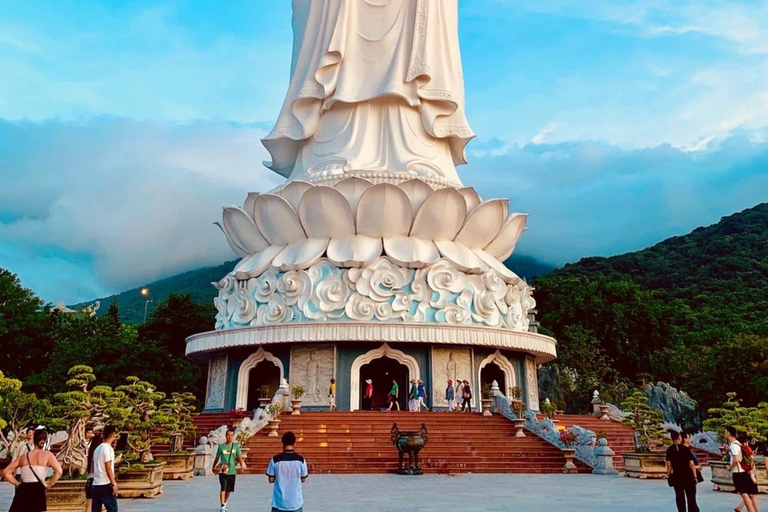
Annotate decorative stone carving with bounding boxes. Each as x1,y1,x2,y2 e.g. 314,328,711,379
290,345,335,406
525,357,540,411
205,355,227,410
214,257,538,333
432,348,471,408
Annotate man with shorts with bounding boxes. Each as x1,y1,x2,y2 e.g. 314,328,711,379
212,428,246,512
726,426,758,512
267,431,308,512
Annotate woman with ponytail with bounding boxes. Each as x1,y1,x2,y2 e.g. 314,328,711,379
2,429,63,512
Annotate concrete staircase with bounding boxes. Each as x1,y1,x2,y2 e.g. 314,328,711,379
237,411,591,475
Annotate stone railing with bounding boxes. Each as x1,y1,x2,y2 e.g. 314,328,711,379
493,395,598,468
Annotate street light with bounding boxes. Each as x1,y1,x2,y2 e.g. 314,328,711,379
140,287,153,322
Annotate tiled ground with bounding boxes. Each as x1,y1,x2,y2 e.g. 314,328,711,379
0,468,759,511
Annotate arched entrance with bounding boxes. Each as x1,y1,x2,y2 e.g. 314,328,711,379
236,347,284,410
246,361,280,410
349,343,420,411
477,350,516,398
359,356,408,411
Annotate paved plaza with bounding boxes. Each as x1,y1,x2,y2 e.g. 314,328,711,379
1,468,760,512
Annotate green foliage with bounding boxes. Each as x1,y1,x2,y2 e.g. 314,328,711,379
115,376,169,463
540,400,557,419
0,372,51,456
161,392,197,447
481,383,492,399
267,403,283,418
621,391,667,452
291,385,306,400
703,393,768,442
508,386,522,401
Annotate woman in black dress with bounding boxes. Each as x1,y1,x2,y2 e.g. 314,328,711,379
3,429,63,512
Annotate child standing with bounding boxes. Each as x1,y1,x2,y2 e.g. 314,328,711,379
446,380,455,412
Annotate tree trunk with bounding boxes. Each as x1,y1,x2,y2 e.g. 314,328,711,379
57,418,87,476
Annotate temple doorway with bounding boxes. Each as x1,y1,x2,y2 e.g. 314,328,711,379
480,361,506,396
246,361,280,411
359,356,408,411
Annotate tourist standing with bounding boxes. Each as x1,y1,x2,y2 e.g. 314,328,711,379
328,378,337,412
461,380,472,412
10,428,35,468
446,380,455,411
665,431,699,512
364,379,374,410
266,431,308,512
84,432,103,512
90,425,119,512
3,429,62,512
734,435,762,512
455,380,463,411
416,380,429,412
726,427,759,512
408,379,418,412
387,379,400,411
212,427,246,512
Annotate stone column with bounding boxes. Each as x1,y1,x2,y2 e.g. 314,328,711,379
593,438,619,475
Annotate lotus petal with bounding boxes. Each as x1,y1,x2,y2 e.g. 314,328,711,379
279,180,313,212
333,177,373,215
357,184,412,237
454,199,508,248
253,194,307,245
399,179,434,220
233,245,285,280
434,241,488,274
243,192,260,220
411,188,466,241
473,249,521,285
223,206,270,254
327,235,383,267
298,186,355,239
383,236,440,268
484,213,529,260
272,238,329,271
214,221,248,258
458,187,482,213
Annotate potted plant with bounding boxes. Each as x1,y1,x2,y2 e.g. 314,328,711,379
704,393,767,492
228,408,248,428
113,376,168,498
480,383,493,416
266,403,283,437
541,398,557,420
620,390,668,479
154,392,197,480
290,385,306,416
235,430,253,459
559,427,579,473
258,385,272,409
511,400,527,437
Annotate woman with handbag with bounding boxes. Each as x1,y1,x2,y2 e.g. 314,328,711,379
3,429,63,512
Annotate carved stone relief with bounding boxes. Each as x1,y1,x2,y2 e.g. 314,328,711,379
525,357,540,411
289,345,335,406
431,348,471,407
205,355,228,410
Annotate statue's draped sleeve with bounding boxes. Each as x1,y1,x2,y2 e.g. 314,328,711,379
263,0,474,178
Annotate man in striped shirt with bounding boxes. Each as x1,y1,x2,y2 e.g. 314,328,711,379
266,431,308,512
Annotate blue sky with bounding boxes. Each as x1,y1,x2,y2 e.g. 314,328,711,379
1,0,768,303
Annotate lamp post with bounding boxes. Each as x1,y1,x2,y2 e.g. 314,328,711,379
141,287,153,322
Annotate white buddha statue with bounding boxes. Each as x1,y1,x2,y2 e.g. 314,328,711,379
262,0,475,185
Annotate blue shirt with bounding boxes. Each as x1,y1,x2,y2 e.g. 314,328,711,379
417,383,426,397
266,450,308,511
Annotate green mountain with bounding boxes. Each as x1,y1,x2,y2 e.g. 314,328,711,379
76,254,555,325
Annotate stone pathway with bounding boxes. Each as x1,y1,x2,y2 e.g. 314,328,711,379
0,469,758,511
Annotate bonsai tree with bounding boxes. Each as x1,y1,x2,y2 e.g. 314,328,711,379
704,392,768,443
161,392,197,452
541,399,557,419
50,366,125,477
259,385,271,399
0,371,51,460
291,385,306,400
508,386,522,402
620,390,667,452
267,403,284,418
116,376,170,463
481,383,492,399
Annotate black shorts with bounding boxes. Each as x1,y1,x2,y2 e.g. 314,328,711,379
219,474,236,493
733,471,758,495
85,477,94,499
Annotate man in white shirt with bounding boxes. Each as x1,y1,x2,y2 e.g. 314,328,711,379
725,426,757,512
91,425,119,512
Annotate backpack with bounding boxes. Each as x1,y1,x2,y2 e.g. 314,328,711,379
740,443,755,472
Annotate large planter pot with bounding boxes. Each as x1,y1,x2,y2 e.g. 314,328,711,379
116,462,166,498
481,398,493,417
512,418,526,438
598,404,610,420
562,448,577,473
291,399,303,415
154,452,195,480
47,479,87,512
622,452,667,479
267,419,281,437
711,460,768,493
258,397,272,409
